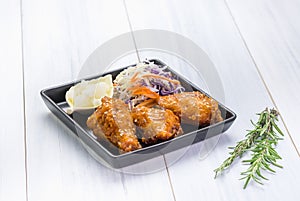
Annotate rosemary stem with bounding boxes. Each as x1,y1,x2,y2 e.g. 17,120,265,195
214,108,284,189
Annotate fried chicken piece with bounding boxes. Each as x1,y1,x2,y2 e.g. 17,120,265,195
87,97,141,152
131,106,183,144
157,91,223,126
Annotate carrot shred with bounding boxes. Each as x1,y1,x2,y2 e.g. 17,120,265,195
130,72,139,83
131,86,159,99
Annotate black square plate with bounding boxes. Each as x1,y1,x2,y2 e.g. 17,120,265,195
41,59,236,168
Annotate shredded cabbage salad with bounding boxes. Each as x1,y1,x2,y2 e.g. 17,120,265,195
113,61,184,105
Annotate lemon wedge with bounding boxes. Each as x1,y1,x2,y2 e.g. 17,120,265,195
65,74,113,114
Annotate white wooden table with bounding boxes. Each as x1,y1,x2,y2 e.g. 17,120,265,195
1,0,299,201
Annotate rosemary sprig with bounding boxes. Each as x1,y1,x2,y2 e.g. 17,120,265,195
214,108,284,189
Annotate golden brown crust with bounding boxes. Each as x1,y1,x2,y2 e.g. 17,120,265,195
131,106,183,144
86,97,141,152
158,91,223,126
86,91,223,152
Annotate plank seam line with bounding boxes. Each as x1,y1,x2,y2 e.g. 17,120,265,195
19,0,29,200
122,2,178,199
163,155,177,201
223,0,300,157
123,0,141,62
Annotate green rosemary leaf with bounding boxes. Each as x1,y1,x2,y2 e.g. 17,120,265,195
271,161,283,169
242,159,254,163
262,162,276,173
239,175,250,180
256,169,268,180
252,176,264,185
243,176,251,189
272,122,284,136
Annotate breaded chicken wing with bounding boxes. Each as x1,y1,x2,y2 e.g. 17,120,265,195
157,91,223,126
131,106,183,144
86,97,141,152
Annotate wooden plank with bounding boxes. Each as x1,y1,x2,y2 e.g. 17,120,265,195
125,0,300,200
0,1,27,201
22,0,173,200
226,0,300,153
